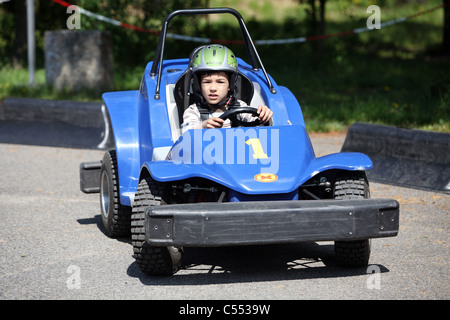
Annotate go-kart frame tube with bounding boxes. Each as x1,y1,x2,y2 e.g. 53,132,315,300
150,7,276,100
145,198,399,246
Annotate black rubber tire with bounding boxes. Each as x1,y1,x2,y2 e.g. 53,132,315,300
131,177,183,276
99,150,132,237
333,171,371,267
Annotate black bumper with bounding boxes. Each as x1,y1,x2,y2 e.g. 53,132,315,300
79,161,102,193
145,198,399,246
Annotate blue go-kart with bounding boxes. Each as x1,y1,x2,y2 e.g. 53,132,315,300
80,8,399,275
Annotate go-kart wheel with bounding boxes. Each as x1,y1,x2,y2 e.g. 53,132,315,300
131,177,183,276
100,150,131,237
333,171,371,267
219,107,262,127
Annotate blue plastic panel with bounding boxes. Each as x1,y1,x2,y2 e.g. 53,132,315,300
146,125,372,195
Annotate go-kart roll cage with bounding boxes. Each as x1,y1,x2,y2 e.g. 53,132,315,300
150,7,276,100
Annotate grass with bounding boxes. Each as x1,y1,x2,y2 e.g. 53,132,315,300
267,50,450,132
0,65,144,102
0,0,449,132
0,68,104,102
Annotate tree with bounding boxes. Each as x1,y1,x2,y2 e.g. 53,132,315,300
10,0,26,68
444,0,450,54
299,0,327,61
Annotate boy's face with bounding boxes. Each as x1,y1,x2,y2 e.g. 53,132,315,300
200,72,230,105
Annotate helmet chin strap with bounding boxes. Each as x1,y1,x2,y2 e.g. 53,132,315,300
215,96,233,108
221,73,239,108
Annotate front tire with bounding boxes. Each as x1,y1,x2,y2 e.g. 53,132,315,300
333,171,371,267
99,150,131,237
131,177,183,276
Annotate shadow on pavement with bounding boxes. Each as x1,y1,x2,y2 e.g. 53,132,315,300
126,242,390,285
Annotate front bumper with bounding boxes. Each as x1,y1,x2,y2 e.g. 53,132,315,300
145,199,399,246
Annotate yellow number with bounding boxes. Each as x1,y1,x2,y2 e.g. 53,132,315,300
246,138,268,159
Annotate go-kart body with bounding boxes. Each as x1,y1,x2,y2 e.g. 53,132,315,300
80,8,399,275
102,57,373,205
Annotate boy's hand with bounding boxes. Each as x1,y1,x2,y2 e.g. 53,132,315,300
257,105,273,123
202,117,224,129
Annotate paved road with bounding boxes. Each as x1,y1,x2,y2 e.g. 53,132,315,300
0,122,448,301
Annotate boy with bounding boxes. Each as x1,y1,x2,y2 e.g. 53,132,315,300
181,45,273,133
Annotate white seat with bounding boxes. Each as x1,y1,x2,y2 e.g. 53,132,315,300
166,84,182,143
250,82,265,108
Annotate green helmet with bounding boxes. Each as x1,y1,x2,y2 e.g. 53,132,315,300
192,45,238,74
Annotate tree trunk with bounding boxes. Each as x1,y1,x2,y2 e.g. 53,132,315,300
11,0,27,68
444,0,450,54
317,0,326,59
308,0,326,63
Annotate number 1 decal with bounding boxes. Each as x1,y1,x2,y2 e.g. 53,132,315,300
246,138,268,159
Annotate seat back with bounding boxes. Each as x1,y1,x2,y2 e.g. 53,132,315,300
166,83,181,143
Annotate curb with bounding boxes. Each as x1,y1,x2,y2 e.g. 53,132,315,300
341,122,450,193
0,97,113,149
0,97,103,127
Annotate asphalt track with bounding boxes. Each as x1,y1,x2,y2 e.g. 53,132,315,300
0,119,448,301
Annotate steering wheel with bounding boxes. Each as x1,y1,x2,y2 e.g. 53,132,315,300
218,107,262,127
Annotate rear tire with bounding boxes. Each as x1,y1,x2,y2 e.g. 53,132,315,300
131,177,183,275
333,171,371,267
99,150,131,237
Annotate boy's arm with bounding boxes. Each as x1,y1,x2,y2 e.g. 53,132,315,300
181,105,203,133
238,100,273,123
236,100,256,122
